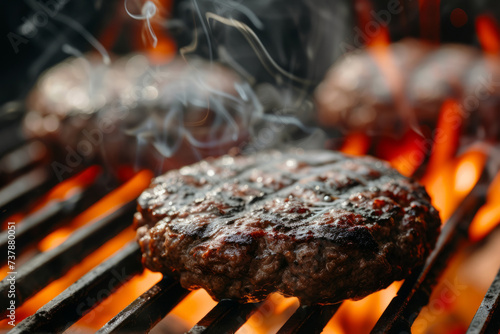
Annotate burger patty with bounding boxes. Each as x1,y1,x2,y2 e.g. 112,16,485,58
135,149,441,305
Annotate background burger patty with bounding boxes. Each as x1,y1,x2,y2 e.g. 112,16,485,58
135,150,441,305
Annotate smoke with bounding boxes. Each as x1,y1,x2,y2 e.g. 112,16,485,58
124,0,159,47
171,0,355,89
118,0,338,165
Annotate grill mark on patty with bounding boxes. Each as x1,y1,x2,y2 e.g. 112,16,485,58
135,149,441,304
139,151,413,229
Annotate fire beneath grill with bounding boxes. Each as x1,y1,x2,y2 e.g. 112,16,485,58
1,2,500,333
0,112,499,333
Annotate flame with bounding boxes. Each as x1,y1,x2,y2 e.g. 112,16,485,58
0,170,153,329
422,150,486,222
42,165,102,203
0,228,136,327
354,0,390,47
323,281,402,334
0,166,101,280
425,100,463,174
340,132,371,156
163,289,218,329
71,269,162,331
419,100,485,222
469,171,500,241
39,170,153,251
1,166,100,230
237,294,300,334
411,232,499,334
367,26,390,48
476,15,500,54
377,130,427,176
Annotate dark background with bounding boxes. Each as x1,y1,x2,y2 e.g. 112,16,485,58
1,0,500,107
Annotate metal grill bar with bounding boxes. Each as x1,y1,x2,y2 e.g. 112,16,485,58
188,300,261,334
467,267,500,334
0,183,107,256
371,181,487,334
0,141,48,181
9,242,143,334
0,153,497,333
97,277,189,333
276,304,342,334
0,167,52,219
0,201,136,314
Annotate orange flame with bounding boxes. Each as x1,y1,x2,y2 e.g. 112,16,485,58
1,166,101,230
469,171,500,241
377,130,427,176
0,170,153,329
340,132,371,156
39,170,153,251
423,149,486,222
323,281,402,334
71,269,162,331
354,0,390,48
164,289,218,330
425,99,463,174
237,294,300,334
476,15,500,54
0,228,136,328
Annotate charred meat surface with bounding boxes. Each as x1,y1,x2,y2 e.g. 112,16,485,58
135,149,441,305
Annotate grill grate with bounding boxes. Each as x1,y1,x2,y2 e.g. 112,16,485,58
467,268,500,334
9,242,142,334
1,140,499,334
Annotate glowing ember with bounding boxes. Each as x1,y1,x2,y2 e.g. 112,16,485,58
354,0,390,47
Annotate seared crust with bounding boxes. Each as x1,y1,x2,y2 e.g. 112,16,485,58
135,149,441,304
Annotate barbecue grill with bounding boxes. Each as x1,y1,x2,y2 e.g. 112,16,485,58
1,0,500,333
0,111,499,333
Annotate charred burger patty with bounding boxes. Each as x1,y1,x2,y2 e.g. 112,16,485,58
135,150,441,305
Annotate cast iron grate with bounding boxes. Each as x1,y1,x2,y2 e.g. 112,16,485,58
1,139,499,334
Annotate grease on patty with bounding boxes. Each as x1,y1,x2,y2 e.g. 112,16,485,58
134,150,441,305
